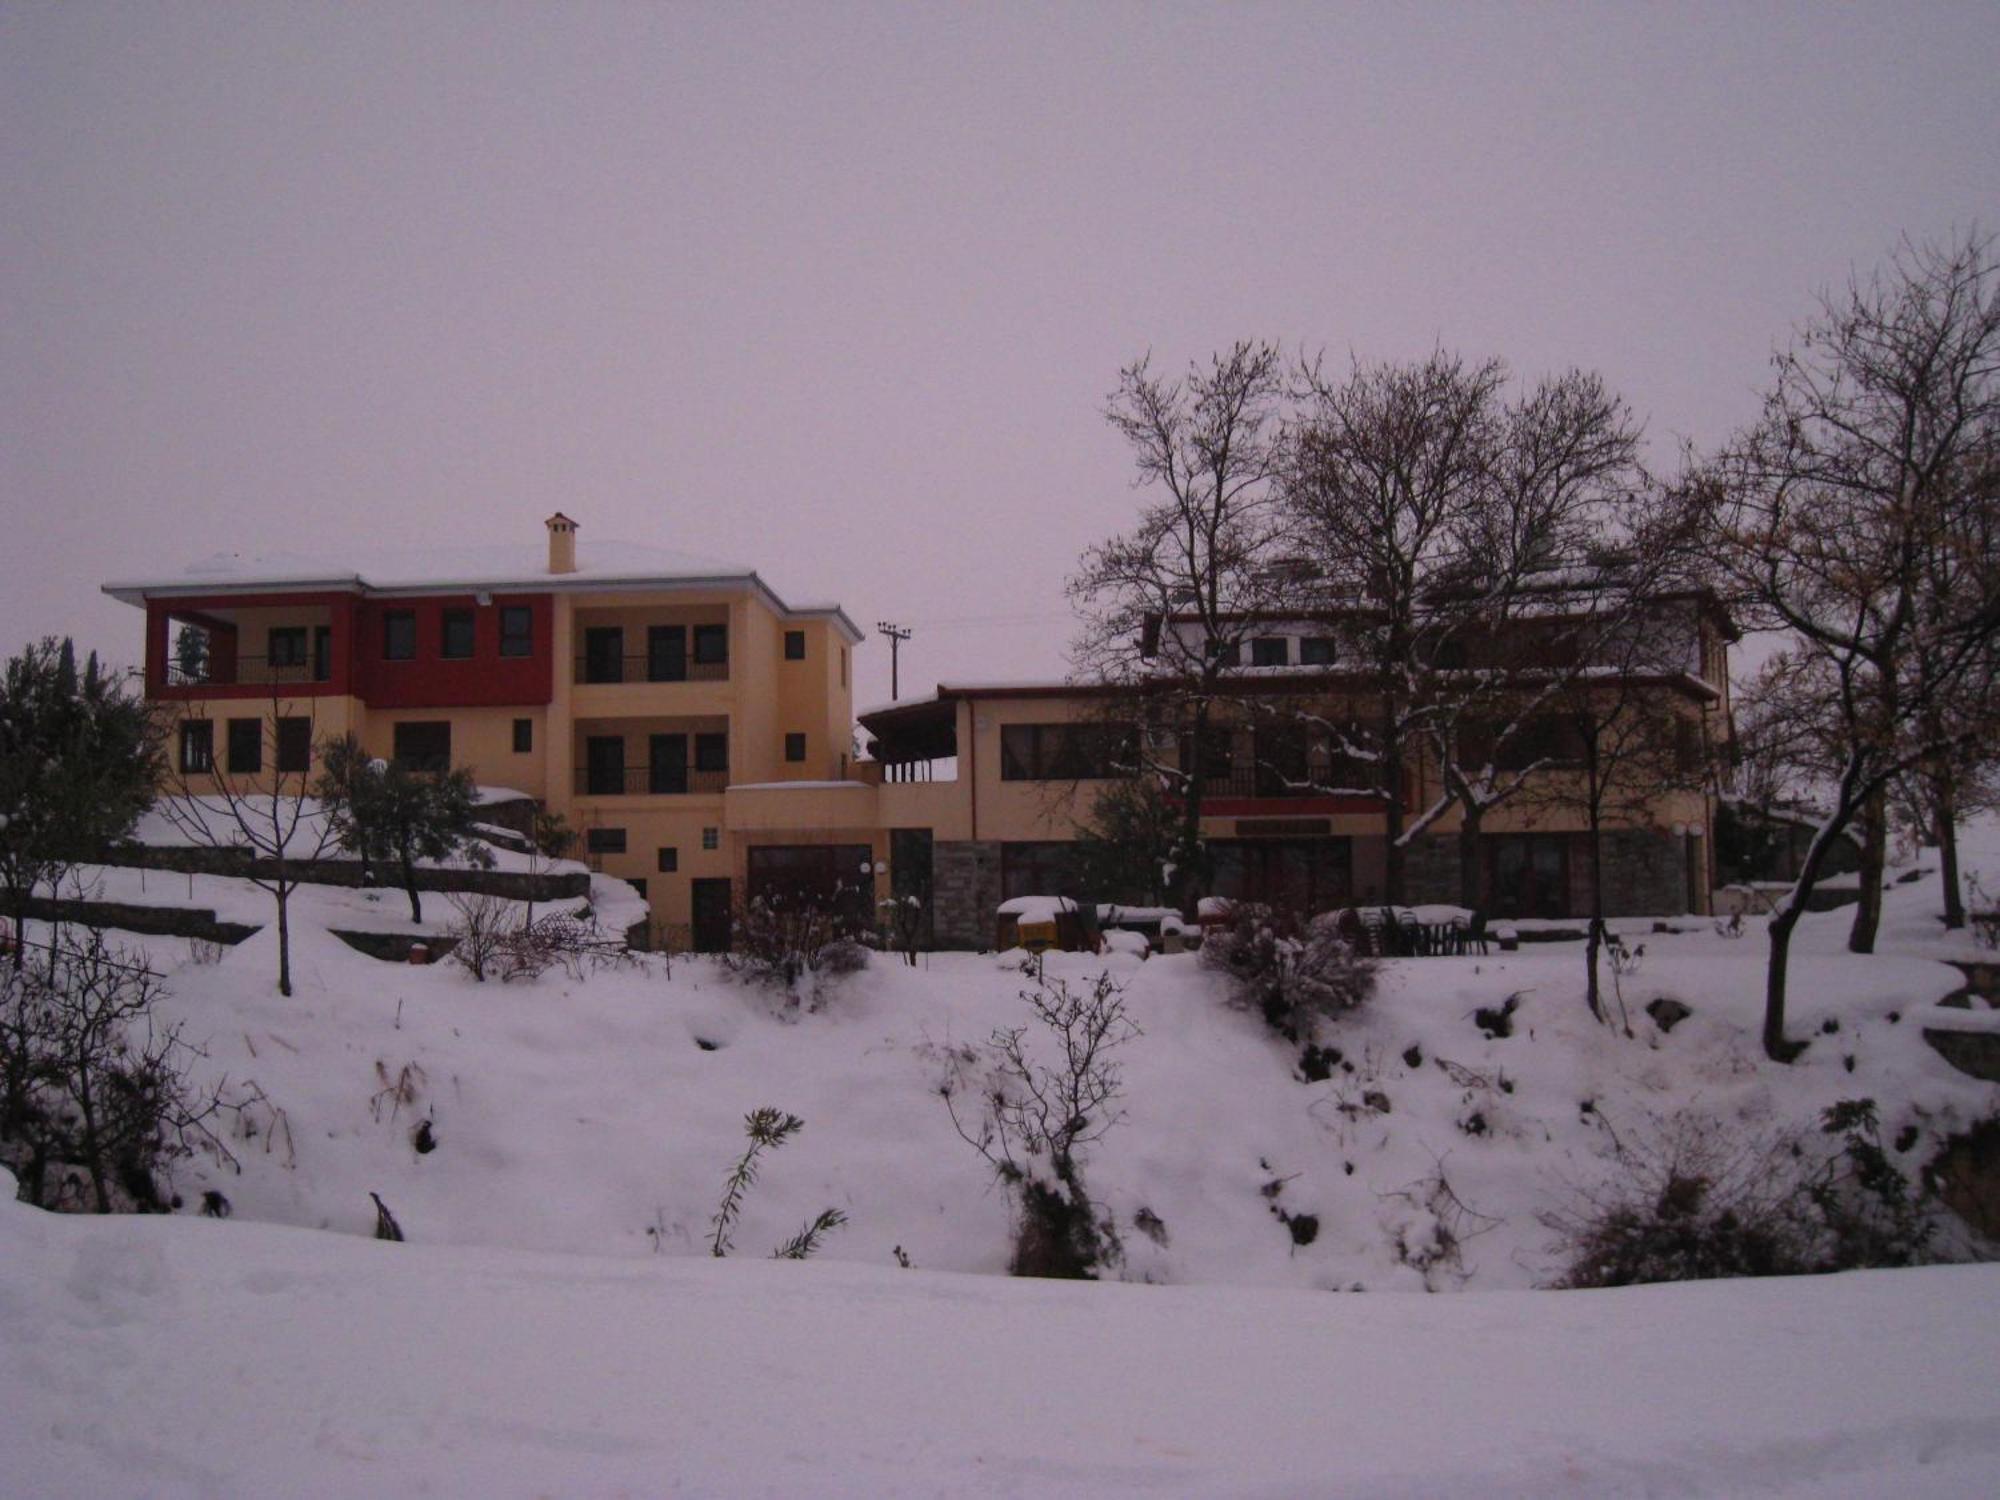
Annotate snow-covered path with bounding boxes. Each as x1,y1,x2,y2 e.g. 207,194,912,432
3,1188,1995,1497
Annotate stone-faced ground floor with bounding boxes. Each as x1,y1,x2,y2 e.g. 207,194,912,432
926,827,1703,950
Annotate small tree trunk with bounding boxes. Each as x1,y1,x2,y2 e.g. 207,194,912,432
1456,806,1482,910
1381,705,1406,905
1934,772,1965,930
1764,899,1805,1061
401,842,423,925
276,881,293,998
1847,790,1886,954
1584,751,1606,1022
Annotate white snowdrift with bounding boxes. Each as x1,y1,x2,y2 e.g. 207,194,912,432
2,1180,1995,1498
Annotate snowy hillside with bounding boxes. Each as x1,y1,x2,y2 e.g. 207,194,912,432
13,825,1989,1293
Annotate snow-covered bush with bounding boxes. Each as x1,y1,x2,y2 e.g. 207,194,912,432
1201,904,1376,1041
1546,1102,1945,1288
941,971,1138,1279
725,895,869,1010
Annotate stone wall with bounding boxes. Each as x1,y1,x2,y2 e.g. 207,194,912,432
1596,829,1688,917
933,840,1003,949
18,895,258,946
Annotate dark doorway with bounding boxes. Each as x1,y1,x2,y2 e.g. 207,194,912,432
584,735,626,795
647,625,687,682
890,827,935,947
1208,838,1352,913
649,733,688,794
583,627,625,684
692,878,733,953
1488,835,1571,919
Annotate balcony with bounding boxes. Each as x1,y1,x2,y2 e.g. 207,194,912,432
574,766,729,798
572,653,729,686
167,654,330,689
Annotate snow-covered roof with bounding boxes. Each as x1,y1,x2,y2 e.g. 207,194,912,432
102,540,864,641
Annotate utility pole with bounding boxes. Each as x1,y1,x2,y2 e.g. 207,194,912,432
876,620,912,700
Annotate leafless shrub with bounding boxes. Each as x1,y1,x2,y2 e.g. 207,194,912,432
1382,1160,1502,1291
0,927,234,1212
370,1060,427,1125
941,971,1138,1278
725,895,871,1011
444,890,518,982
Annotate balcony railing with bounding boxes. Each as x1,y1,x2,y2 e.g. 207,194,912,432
1209,766,1381,800
574,766,729,797
573,654,729,686
165,654,329,688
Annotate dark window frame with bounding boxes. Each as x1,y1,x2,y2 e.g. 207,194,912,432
701,826,719,851
585,827,627,855
647,624,687,683
499,606,533,658
512,718,533,753
179,719,213,774
692,623,728,666
694,732,728,774
267,627,307,669
999,722,1134,781
1299,636,1337,666
227,717,262,775
784,732,807,763
392,720,452,773
441,608,476,660
1250,637,1288,667
276,717,312,775
657,846,678,873
383,611,417,662
784,629,806,661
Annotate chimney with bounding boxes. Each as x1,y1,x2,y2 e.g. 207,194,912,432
545,512,578,575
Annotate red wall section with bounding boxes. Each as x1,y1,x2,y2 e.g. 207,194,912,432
352,594,553,708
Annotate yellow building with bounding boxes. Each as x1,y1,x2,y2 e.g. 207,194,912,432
109,518,1733,950
107,515,868,950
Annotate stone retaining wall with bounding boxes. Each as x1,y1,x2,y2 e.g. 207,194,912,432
933,840,1003,949
19,895,258,946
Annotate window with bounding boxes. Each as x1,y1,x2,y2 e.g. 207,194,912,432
628,877,647,902
1210,639,1241,667
694,732,728,774
1299,636,1337,666
840,647,847,687
784,630,806,661
179,720,213,774
392,721,451,772
499,606,533,658
583,627,624,684
512,718,532,753
585,827,627,855
647,625,686,682
785,732,806,762
692,623,728,667
1001,842,1077,902
701,826,719,851
312,626,332,682
383,611,416,661
227,718,262,774
1251,637,1287,667
267,627,307,670
999,723,1133,781
277,717,311,774
657,846,678,873
441,609,475,659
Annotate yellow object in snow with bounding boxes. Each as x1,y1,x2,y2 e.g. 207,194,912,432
1016,919,1059,952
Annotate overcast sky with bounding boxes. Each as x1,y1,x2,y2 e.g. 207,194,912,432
4,2,1996,708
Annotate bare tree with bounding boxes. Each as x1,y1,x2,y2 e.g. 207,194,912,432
1286,354,1651,905
1707,230,2000,1060
159,693,338,997
1069,342,1288,912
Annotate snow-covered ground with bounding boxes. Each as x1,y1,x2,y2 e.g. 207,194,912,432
4,1176,1995,1497
3,820,1997,1492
